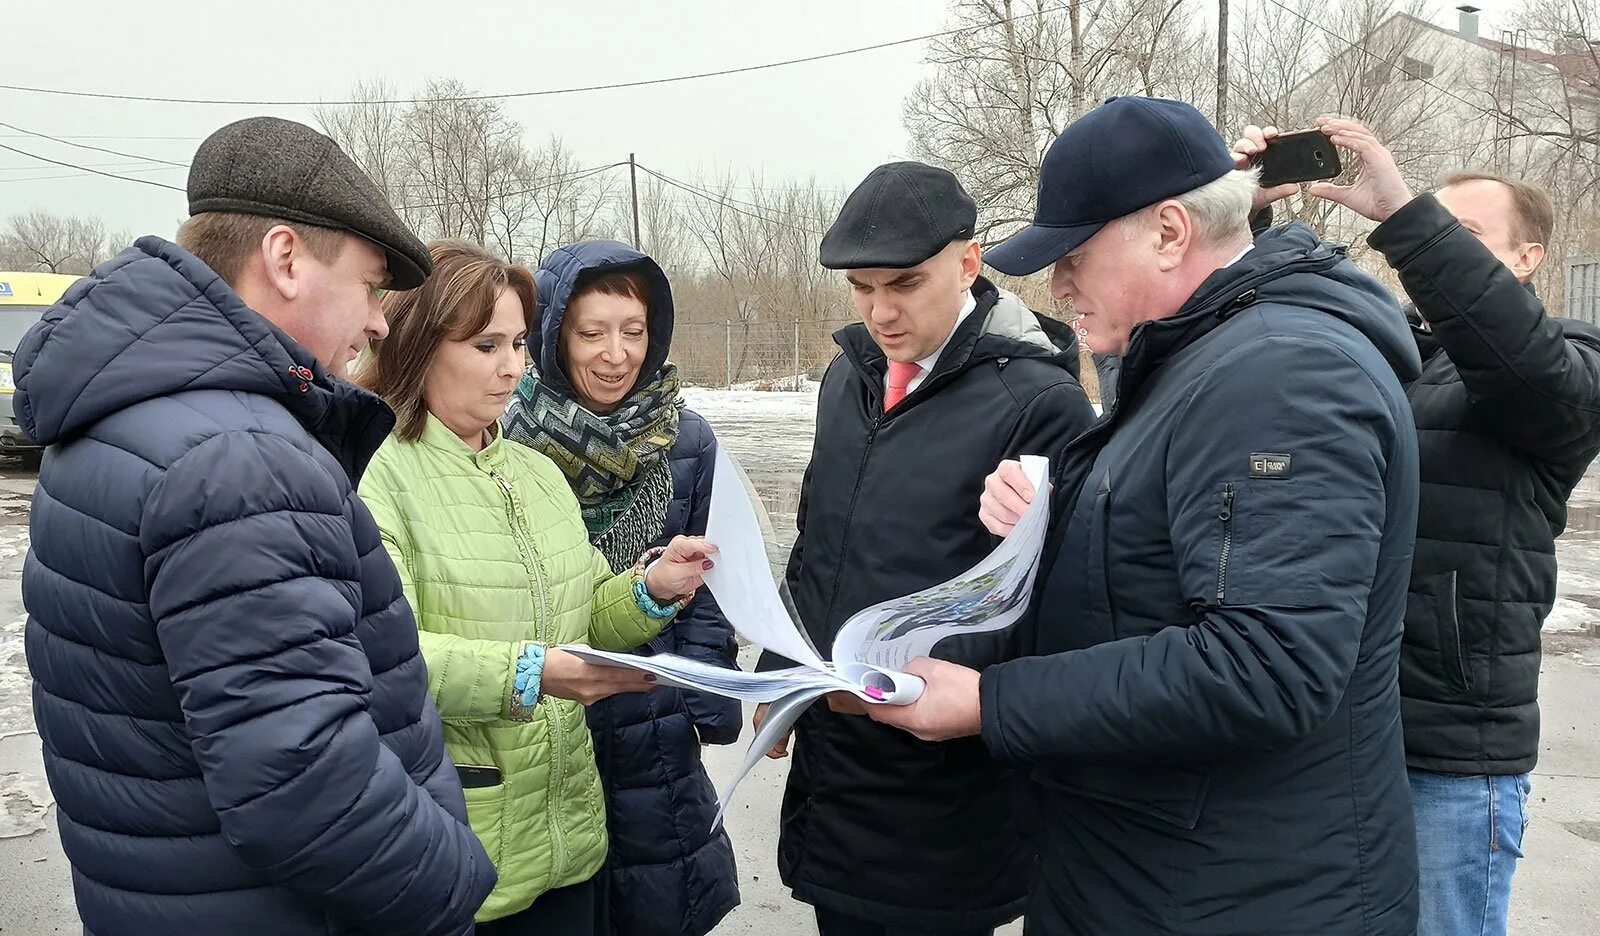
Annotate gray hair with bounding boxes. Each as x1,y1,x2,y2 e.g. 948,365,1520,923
1119,168,1259,249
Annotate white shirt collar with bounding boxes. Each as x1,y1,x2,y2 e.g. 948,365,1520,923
914,289,979,377
1226,244,1254,268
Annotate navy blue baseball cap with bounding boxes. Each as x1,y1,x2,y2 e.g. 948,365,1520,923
985,96,1238,276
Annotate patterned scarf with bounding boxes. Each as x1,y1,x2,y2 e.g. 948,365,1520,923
503,364,683,572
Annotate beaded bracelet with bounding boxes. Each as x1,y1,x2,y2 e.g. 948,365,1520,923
633,545,691,620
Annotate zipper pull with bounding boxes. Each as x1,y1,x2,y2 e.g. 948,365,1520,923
1219,484,1234,520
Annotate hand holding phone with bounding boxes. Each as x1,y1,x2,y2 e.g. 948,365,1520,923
1303,116,1415,223
1231,125,1303,214
1253,128,1343,188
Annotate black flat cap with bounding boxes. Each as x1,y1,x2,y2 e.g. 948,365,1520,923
820,161,977,270
187,117,432,290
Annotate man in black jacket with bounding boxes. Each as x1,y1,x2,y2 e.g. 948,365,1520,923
1237,117,1600,936
754,162,1095,935
872,97,1421,935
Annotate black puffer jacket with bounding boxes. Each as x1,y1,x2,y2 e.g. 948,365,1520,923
982,224,1421,934
1369,194,1600,775
760,279,1096,930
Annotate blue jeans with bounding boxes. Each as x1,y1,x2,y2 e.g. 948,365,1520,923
1409,768,1531,936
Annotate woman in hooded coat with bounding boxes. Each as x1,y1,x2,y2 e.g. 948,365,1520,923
503,240,741,936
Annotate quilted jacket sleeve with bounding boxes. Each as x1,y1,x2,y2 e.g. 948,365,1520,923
360,472,523,723
143,429,494,935
587,553,668,651
1370,193,1600,465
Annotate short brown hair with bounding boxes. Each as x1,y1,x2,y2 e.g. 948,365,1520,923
176,211,347,285
571,268,651,309
1440,172,1555,247
355,239,537,441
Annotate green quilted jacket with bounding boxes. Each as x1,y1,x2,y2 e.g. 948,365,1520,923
359,415,666,921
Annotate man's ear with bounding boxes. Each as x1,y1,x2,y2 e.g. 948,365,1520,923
959,240,982,290
260,225,302,302
1153,201,1193,272
1516,241,1546,281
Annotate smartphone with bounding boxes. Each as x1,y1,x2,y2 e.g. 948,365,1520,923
1254,129,1343,187
456,764,503,789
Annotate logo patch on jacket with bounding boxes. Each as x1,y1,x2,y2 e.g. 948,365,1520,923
1249,453,1292,479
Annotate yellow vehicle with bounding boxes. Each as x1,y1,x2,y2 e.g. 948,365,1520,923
0,272,81,461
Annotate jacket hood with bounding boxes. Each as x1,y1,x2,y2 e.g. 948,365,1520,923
13,236,393,478
532,240,673,398
1108,224,1419,410
1198,223,1419,383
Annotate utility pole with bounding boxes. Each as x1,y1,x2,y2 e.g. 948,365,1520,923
1216,0,1230,134
628,153,642,249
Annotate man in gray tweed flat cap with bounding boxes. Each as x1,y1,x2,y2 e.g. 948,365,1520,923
12,117,497,935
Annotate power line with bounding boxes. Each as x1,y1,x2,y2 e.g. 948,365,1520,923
0,140,185,192
0,4,1071,107
0,121,189,167
638,167,835,224
0,160,173,172
0,165,183,184
1253,0,1587,153
638,165,828,238
393,162,627,212
0,134,202,141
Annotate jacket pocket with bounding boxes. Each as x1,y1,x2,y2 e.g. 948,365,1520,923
1215,482,1235,605
1085,472,1120,639
1424,571,1472,693
462,779,508,871
1205,479,1314,608
1030,762,1211,830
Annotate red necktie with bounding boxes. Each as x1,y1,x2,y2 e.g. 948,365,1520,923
884,361,922,411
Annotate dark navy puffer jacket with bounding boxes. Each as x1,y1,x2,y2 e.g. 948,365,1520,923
588,408,740,936
15,238,495,935
512,239,739,936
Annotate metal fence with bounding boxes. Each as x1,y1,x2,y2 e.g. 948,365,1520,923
672,319,858,388
1567,256,1600,325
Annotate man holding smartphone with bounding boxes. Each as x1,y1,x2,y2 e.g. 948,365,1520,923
1238,118,1600,936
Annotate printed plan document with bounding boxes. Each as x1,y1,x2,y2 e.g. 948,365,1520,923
561,448,1051,822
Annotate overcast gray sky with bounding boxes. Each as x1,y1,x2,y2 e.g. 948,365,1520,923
0,0,1514,239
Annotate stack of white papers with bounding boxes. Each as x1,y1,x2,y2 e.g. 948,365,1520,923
562,448,1051,823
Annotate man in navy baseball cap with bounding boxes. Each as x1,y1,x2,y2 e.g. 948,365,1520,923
986,96,1238,277
866,97,1423,935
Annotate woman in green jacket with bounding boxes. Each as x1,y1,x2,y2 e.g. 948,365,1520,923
355,240,716,936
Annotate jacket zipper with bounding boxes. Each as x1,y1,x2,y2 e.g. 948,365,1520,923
820,417,880,631
1216,483,1235,605
491,469,569,878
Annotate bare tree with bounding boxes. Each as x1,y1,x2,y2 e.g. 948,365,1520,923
904,0,1213,243
0,211,115,274
314,79,408,207
316,81,623,267
1232,0,1463,255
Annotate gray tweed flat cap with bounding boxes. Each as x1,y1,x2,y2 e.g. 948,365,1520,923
187,116,431,290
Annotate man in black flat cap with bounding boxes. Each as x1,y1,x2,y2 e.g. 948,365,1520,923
751,161,1094,936
14,116,496,935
